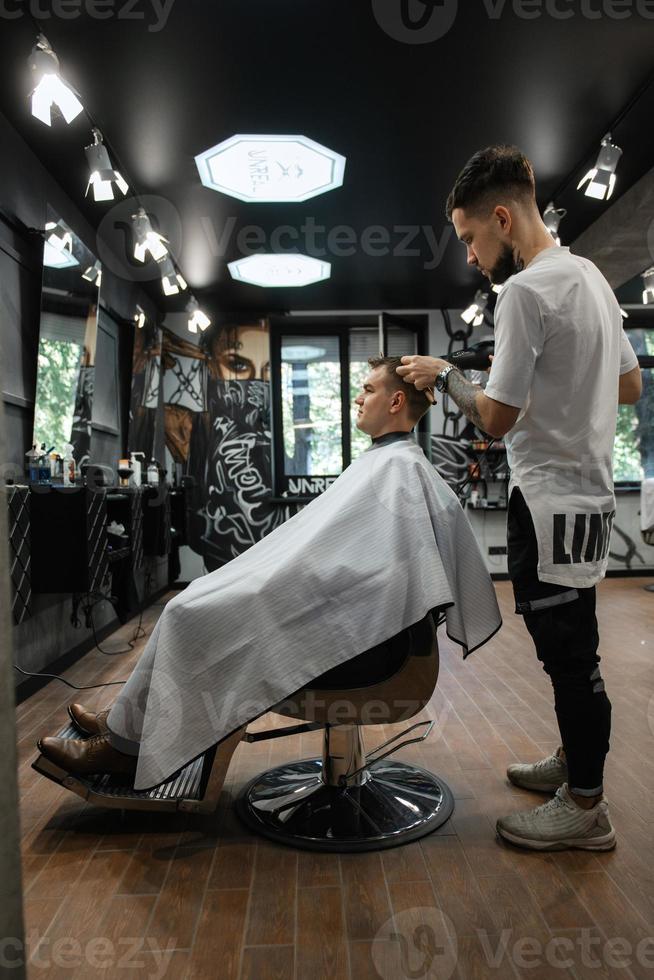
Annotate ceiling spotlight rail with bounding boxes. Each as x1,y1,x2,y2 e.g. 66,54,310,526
577,132,622,202
24,13,190,311
543,201,567,244
547,67,654,210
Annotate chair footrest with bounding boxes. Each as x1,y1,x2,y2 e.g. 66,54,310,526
31,723,216,813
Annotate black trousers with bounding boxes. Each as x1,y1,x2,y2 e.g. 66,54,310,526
507,486,611,796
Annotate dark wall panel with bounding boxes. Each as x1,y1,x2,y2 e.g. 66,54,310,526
0,109,165,686
0,226,41,411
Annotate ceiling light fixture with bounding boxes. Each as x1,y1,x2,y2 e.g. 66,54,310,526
81,260,102,286
195,134,346,203
85,128,129,201
186,298,211,333
461,291,488,327
228,253,331,287
43,220,78,268
642,267,654,305
281,345,328,361
29,33,83,126
543,202,567,244
45,220,72,254
157,255,187,296
134,305,146,329
577,133,622,201
132,207,169,263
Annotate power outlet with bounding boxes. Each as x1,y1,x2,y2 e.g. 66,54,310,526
488,546,507,555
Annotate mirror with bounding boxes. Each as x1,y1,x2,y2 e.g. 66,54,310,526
32,209,101,471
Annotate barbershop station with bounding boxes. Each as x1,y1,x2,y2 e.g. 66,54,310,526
0,4,653,979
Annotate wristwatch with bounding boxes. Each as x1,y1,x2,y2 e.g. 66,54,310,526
435,364,458,393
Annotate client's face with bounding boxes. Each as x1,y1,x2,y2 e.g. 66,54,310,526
354,367,405,437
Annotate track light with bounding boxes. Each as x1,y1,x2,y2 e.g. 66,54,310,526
132,207,168,263
43,221,79,269
577,133,622,201
81,260,102,286
186,298,211,333
85,129,128,202
29,34,83,126
620,308,629,320
42,220,78,268
134,305,146,329
157,255,187,296
461,291,488,327
543,202,567,244
45,220,72,254
642,267,654,305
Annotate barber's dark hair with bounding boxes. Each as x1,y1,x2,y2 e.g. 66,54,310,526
367,355,431,423
445,144,536,221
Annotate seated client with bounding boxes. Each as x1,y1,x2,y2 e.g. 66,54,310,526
37,355,502,790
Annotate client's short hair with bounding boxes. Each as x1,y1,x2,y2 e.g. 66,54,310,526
367,355,432,423
445,144,537,221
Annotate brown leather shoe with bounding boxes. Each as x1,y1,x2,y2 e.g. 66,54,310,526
68,703,111,736
37,733,137,778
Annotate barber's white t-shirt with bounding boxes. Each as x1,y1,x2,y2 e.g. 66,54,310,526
485,245,638,588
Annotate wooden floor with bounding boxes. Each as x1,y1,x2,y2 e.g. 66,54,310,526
14,578,654,980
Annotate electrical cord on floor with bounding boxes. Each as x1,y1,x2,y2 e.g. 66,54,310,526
13,562,157,689
12,663,129,690
85,562,153,656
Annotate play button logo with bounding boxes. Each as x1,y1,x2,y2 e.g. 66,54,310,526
372,0,458,43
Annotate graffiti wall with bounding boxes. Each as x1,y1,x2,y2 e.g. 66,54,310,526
128,316,297,574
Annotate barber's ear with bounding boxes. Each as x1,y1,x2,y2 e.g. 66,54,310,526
495,206,512,234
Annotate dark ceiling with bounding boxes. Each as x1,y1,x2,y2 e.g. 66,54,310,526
1,1,653,318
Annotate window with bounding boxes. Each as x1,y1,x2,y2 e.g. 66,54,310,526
615,326,653,486
270,317,425,499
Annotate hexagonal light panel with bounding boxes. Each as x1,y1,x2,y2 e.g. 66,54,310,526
228,253,331,288
195,134,346,203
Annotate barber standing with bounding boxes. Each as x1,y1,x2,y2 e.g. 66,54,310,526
397,145,642,851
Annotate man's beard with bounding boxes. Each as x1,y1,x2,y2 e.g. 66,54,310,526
489,242,524,285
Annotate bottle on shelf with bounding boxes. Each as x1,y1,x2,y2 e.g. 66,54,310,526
50,452,62,482
62,444,76,486
147,459,160,485
39,443,51,484
129,451,145,487
25,444,40,483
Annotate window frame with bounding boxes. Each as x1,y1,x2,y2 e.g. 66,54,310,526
615,313,654,491
269,315,428,501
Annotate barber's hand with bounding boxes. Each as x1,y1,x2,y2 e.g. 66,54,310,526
397,356,451,398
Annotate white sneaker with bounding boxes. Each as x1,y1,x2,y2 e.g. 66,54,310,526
496,783,616,851
507,746,568,792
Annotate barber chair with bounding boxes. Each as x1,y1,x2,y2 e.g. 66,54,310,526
236,609,454,851
32,611,453,849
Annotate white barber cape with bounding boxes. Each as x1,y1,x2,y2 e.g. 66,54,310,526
113,432,502,790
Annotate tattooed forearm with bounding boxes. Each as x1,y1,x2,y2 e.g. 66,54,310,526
446,369,487,432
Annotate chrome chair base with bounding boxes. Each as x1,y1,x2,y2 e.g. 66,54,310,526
237,758,454,852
